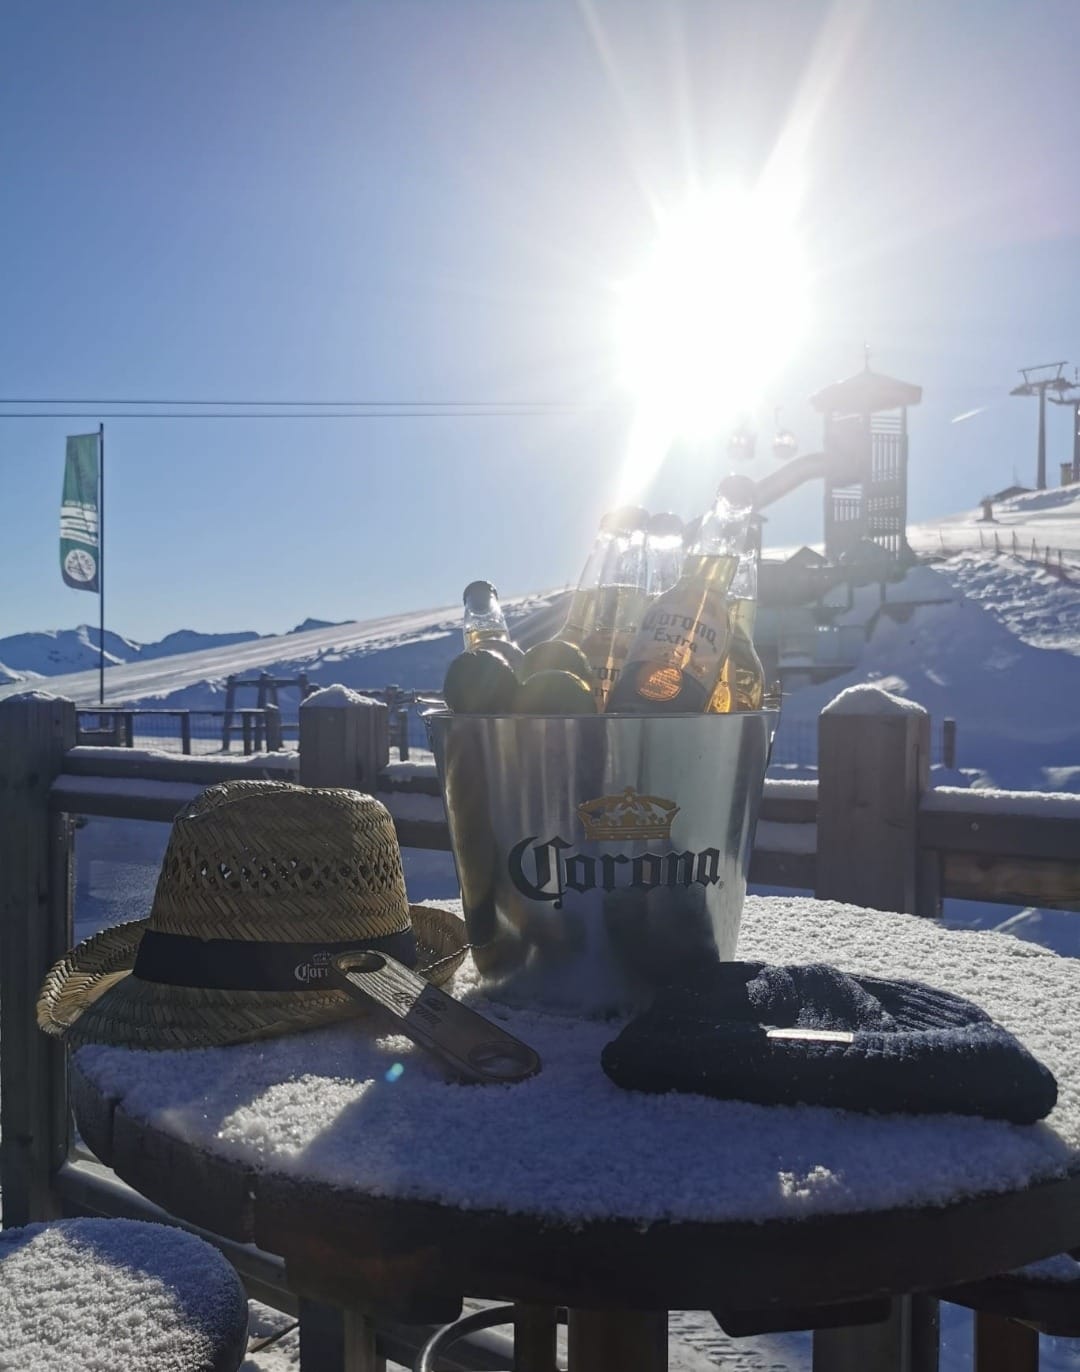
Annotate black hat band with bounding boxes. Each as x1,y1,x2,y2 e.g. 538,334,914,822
132,927,417,992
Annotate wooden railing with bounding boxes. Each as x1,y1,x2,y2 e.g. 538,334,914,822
76,705,284,754
3,688,1079,1369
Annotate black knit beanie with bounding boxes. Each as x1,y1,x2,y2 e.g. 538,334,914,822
600,961,1058,1124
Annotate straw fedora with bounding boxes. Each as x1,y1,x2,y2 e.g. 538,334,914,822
37,780,467,1050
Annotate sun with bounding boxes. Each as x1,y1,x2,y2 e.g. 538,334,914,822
614,186,811,462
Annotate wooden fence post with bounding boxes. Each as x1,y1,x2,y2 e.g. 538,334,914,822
815,686,931,915
299,692,389,791
264,703,283,753
942,718,957,770
0,692,77,1226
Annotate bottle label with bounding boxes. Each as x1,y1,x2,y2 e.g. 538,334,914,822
634,587,731,687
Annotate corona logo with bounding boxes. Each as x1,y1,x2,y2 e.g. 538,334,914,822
293,949,332,984
576,787,680,842
507,787,721,910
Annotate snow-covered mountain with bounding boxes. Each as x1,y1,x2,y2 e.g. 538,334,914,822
0,624,263,681
0,593,563,709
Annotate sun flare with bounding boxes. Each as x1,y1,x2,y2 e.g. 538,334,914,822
614,186,811,498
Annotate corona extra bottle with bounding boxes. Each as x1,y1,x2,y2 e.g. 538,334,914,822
645,511,685,596
607,477,756,714
462,580,511,651
559,511,629,648
581,508,650,710
707,551,765,712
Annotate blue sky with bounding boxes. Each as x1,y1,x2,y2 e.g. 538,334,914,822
4,0,1080,641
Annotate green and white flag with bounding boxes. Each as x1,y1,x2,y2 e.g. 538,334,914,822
60,433,100,592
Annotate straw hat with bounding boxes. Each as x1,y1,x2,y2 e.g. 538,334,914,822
37,780,467,1050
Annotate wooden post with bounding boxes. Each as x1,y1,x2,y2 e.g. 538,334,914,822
241,712,254,755
179,712,192,755
942,718,957,770
299,692,390,791
264,703,283,752
222,674,236,752
566,1309,667,1372
297,1299,385,1372
973,1311,1038,1372
813,1296,938,1372
0,693,77,1225
816,686,930,915
514,1306,559,1372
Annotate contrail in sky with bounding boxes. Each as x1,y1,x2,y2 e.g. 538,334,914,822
951,407,990,424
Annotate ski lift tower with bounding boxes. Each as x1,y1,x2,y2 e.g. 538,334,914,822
1010,362,1071,490
809,353,922,564
1048,370,1080,486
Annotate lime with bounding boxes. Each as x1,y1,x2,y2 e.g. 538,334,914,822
514,670,597,715
442,650,519,714
520,639,592,682
481,638,527,678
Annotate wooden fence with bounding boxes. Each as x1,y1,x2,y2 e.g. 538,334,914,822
76,705,283,754
3,688,1080,1370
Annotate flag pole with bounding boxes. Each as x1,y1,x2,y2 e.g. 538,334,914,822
98,422,105,705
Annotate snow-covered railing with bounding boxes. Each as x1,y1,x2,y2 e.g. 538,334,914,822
76,705,284,754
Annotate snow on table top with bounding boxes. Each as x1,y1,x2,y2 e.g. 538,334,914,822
76,896,1080,1228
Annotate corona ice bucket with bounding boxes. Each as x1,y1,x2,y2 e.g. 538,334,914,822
426,710,777,1015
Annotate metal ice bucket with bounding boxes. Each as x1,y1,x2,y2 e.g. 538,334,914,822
426,710,777,1016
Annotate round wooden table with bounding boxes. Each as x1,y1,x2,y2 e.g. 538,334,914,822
71,897,1080,1371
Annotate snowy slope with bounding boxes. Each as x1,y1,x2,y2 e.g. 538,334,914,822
0,594,562,708
908,482,1080,559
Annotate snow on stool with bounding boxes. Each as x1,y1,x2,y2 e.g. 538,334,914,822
0,1218,250,1371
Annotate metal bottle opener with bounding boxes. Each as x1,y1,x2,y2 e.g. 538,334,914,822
331,950,542,1085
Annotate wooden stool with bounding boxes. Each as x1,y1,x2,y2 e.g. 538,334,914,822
0,1218,250,1371
941,1253,1080,1372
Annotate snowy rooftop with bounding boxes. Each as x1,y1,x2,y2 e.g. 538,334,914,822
76,895,1080,1228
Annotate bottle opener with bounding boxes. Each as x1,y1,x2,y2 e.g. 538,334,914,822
331,950,542,1085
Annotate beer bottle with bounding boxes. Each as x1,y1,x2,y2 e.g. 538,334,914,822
607,476,756,714
559,512,618,647
462,580,511,651
707,551,765,713
645,511,684,597
581,507,650,710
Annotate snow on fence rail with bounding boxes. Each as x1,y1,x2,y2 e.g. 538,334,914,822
3,689,1080,1357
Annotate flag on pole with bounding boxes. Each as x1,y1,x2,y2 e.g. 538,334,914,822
60,433,100,592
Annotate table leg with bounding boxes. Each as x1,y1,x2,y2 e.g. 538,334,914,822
973,1311,1039,1372
566,1308,667,1372
812,1296,939,1372
298,1299,386,1372
514,1305,560,1372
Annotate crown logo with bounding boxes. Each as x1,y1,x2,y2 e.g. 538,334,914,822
576,787,680,843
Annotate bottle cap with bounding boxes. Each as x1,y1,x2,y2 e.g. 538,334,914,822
714,474,757,512
647,511,684,538
607,505,650,533
463,580,497,607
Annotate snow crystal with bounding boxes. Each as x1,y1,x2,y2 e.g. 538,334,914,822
75,895,1080,1229
821,684,927,717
